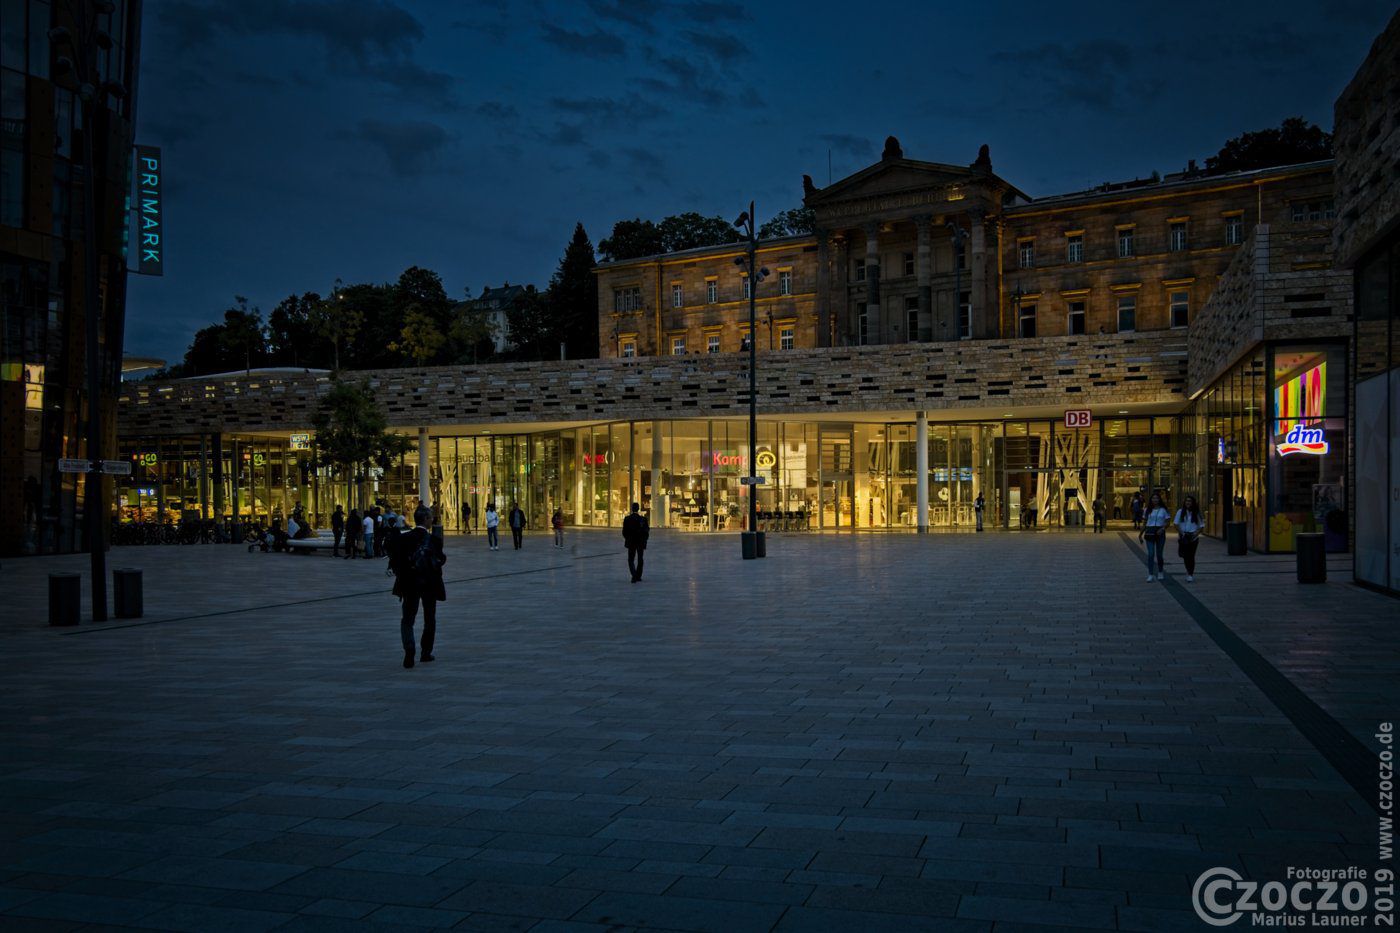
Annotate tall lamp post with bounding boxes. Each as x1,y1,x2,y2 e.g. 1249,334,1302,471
732,202,768,559
51,0,127,621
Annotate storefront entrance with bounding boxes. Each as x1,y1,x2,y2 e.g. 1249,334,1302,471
818,425,854,529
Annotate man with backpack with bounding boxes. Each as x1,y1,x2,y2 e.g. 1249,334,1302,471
508,502,527,550
388,506,446,669
621,501,649,583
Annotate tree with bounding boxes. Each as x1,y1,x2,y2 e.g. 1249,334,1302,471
177,296,267,375
449,290,498,364
309,280,364,372
659,212,742,252
267,291,322,367
549,222,599,360
310,379,413,510
1206,118,1332,174
758,206,815,239
598,218,664,262
391,305,447,367
502,286,554,361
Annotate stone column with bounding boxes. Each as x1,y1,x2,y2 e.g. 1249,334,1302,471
417,427,432,509
864,222,881,343
969,211,987,338
915,215,932,342
815,230,831,347
916,411,929,534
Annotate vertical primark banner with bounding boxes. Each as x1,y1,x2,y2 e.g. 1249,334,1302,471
135,145,164,276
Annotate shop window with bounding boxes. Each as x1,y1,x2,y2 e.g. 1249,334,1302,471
1067,300,1086,335
1170,290,1189,328
1117,295,1136,332
780,327,794,350
1018,303,1036,338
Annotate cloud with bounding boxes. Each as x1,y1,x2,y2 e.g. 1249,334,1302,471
684,30,747,64
586,0,660,33
541,122,587,146
623,148,665,177
540,23,627,58
639,53,762,109
477,101,520,122
992,39,1145,113
549,94,664,124
676,1,744,21
818,133,874,159
351,119,453,176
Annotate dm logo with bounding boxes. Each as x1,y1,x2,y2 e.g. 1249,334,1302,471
1276,424,1329,457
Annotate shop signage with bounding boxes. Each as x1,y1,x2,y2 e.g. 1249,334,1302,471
101,459,132,475
1064,409,1093,429
740,476,766,485
289,433,311,450
133,451,157,467
1277,424,1329,457
582,453,607,465
134,145,164,276
755,449,776,470
58,458,91,474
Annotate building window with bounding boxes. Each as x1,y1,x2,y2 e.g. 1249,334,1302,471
1170,290,1189,328
1117,227,1135,258
707,334,720,354
1018,303,1036,338
621,342,635,358
778,270,792,295
854,258,866,281
742,276,752,299
1066,234,1083,264
671,284,683,308
671,336,686,355
905,297,919,342
903,252,914,276
612,286,642,312
958,291,971,339
1117,295,1136,332
1291,199,1335,221
856,302,868,345
956,243,967,271
779,327,794,350
706,279,718,303
1224,214,1244,246
1067,300,1086,335
1169,220,1188,252
1018,239,1035,269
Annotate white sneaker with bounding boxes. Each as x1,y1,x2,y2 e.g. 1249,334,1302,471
1157,574,1165,581
1187,574,1194,582
1146,574,1154,582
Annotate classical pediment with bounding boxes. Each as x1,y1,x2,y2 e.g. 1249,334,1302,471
806,159,980,207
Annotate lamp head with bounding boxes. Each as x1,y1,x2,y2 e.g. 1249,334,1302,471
733,256,745,267
733,211,749,229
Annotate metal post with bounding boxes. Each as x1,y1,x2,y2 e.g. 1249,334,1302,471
417,427,432,508
747,202,758,555
78,25,106,621
916,411,929,533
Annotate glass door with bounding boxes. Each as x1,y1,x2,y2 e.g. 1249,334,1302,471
818,424,853,529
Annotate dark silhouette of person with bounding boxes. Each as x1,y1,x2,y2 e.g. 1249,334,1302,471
508,502,526,550
621,501,649,583
330,505,345,555
389,506,446,669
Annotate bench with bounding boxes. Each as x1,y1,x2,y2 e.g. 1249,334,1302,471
285,533,339,554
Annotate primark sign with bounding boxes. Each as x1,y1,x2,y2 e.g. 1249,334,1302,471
134,145,163,276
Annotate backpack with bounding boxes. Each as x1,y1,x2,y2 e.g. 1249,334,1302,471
405,532,441,588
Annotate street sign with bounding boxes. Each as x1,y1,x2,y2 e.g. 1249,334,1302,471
1064,409,1093,429
58,458,92,474
740,476,766,485
101,459,132,475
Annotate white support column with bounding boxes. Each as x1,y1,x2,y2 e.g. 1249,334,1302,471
916,411,929,534
417,428,432,510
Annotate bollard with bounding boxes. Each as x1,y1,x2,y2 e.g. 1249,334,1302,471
1225,521,1248,556
1295,533,1326,584
49,573,80,627
113,568,144,618
755,531,766,559
741,531,756,560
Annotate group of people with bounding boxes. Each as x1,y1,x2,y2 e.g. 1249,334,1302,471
1138,492,1205,582
328,503,408,560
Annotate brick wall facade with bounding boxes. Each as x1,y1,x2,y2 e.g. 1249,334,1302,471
1334,8,1400,269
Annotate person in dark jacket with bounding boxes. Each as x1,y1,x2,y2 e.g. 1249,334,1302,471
330,505,345,555
508,502,527,550
389,506,446,669
621,501,649,583
461,501,472,534
345,508,361,559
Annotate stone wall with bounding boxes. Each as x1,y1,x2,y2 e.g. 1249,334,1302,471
120,333,1189,438
1334,8,1400,268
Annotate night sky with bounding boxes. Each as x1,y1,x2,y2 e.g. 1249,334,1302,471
126,0,1394,364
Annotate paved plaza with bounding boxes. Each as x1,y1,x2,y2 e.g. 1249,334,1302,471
1,529,1394,931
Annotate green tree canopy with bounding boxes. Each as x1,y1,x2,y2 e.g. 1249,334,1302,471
176,296,267,375
1206,117,1333,174
502,286,554,361
658,212,742,252
598,218,664,262
267,291,323,368
310,379,414,507
758,206,815,239
550,222,598,360
309,281,364,372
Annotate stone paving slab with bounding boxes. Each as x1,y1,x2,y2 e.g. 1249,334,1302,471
0,530,1394,930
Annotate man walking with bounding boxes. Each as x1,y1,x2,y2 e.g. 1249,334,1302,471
508,502,526,550
1092,494,1107,533
622,502,649,583
361,508,375,560
388,506,446,669
330,504,345,556
461,501,472,534
974,493,985,532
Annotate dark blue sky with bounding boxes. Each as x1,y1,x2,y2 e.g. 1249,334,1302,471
126,0,1394,363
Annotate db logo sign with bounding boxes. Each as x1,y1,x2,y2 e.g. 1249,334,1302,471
1064,409,1093,429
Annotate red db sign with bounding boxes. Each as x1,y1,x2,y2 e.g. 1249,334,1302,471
1064,410,1093,429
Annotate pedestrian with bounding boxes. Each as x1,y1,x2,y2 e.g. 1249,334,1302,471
552,508,564,548
1174,495,1204,582
1130,491,1144,530
345,508,361,559
621,501,649,582
461,501,472,534
1139,492,1170,581
974,492,985,531
388,505,446,669
362,508,376,560
485,502,500,550
330,505,345,555
1092,494,1107,534
508,501,526,550
373,506,389,558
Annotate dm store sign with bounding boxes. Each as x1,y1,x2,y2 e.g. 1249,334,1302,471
1276,424,1329,457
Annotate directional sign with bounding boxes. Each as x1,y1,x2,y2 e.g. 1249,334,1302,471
739,476,766,485
101,459,133,475
58,458,92,474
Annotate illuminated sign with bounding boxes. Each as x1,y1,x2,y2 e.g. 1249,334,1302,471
290,433,311,450
755,449,776,470
134,145,164,276
1275,360,1325,439
1276,424,1329,457
132,452,157,467
709,451,746,468
1064,409,1092,429
582,453,607,465
1216,438,1226,464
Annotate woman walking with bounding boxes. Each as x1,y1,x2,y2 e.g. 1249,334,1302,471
1139,492,1170,581
1174,495,1204,582
485,502,500,550
552,508,564,548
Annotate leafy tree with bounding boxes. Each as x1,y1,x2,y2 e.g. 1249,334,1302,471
758,206,815,239
309,280,364,372
502,286,554,361
659,212,742,252
598,218,664,262
550,223,599,360
1206,118,1332,174
178,296,267,375
391,305,447,367
393,266,452,323
310,379,413,510
267,291,323,367
337,281,397,369
449,291,499,364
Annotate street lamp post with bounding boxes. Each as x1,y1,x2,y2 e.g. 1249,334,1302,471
733,202,768,559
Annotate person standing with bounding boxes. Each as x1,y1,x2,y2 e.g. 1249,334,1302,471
461,501,472,535
621,501,649,583
551,508,564,548
1173,495,1204,582
1139,492,1170,581
330,505,345,555
485,502,500,550
974,493,985,532
1091,494,1107,534
508,502,526,550
388,505,446,669
362,508,376,560
345,508,361,559
1130,491,1145,530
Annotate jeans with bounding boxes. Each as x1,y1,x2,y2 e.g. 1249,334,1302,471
1093,514,1106,533
487,527,498,548
512,527,523,549
628,546,645,581
1144,530,1165,572
1179,535,1199,574
554,529,563,547
332,529,342,554
400,594,436,656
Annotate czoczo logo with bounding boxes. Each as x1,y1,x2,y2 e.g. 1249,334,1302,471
1191,866,1372,926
